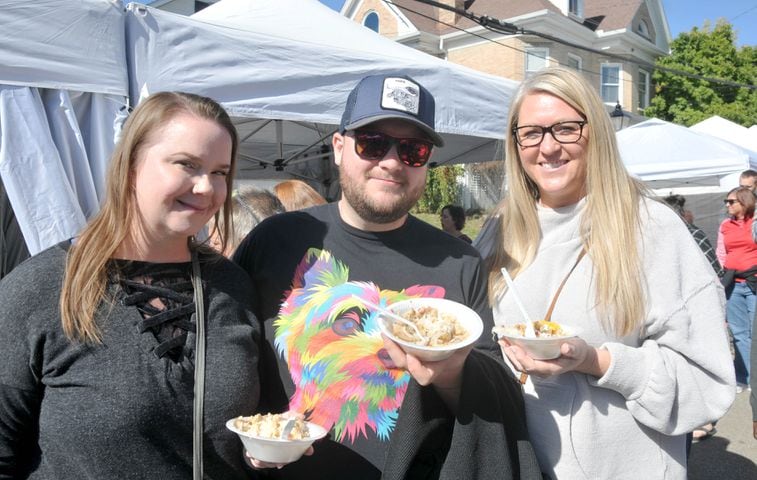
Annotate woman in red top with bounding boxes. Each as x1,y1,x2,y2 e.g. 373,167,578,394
716,186,757,393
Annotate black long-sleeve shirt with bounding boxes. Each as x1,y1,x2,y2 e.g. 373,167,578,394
0,243,278,479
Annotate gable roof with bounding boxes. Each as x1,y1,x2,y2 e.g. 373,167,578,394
388,0,642,36
381,0,436,32
583,0,642,32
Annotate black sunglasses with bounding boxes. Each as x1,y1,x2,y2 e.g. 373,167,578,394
352,130,433,167
724,199,740,205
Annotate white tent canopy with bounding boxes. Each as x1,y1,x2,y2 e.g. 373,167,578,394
0,0,128,255
0,0,126,95
690,115,757,154
126,0,519,185
617,118,757,246
1,0,518,256
617,118,757,189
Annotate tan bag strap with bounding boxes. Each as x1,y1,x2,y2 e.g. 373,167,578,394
191,250,206,480
518,248,586,385
543,248,586,323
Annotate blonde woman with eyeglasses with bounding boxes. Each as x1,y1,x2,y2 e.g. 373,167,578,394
488,67,735,479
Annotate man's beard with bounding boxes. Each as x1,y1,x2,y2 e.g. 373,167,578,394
339,171,423,225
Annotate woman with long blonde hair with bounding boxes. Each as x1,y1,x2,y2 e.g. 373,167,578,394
0,92,285,478
490,67,734,478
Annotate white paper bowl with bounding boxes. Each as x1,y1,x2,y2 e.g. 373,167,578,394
492,323,578,360
226,418,328,464
380,298,484,362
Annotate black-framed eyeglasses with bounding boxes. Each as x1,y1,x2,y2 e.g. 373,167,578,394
724,199,740,206
352,130,433,167
512,120,588,147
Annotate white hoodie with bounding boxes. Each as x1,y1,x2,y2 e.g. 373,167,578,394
494,197,735,479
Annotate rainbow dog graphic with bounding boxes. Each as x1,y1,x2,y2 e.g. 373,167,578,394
275,248,445,442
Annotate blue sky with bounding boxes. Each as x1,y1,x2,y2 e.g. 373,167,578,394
319,0,345,10
318,0,756,46
663,0,756,46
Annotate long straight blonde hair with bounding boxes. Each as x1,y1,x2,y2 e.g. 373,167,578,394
60,92,238,343
489,67,648,337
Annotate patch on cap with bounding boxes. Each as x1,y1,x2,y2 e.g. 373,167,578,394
381,77,420,115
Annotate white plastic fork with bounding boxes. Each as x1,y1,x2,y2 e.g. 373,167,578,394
351,295,429,345
279,418,297,440
500,268,536,338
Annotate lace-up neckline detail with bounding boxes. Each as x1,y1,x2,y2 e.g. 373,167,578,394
111,259,197,361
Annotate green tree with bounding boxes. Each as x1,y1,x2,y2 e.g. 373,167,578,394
645,20,757,127
415,165,463,213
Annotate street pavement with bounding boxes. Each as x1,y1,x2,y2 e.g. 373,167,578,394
688,388,757,479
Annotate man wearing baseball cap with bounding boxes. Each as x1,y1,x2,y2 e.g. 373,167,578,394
233,75,539,479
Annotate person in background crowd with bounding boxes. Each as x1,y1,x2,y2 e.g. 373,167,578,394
663,194,724,445
753,322,757,438
208,186,284,257
490,67,734,479
739,170,757,244
233,74,541,479
663,194,723,277
716,186,757,395
440,204,472,243
273,179,327,211
738,172,757,439
0,92,283,479
739,169,757,192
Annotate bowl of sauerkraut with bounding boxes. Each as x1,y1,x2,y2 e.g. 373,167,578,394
380,298,483,362
492,320,578,360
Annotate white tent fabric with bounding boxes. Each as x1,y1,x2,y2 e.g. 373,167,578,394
2,0,517,255
0,0,127,95
690,115,757,154
0,0,128,255
617,118,757,189
126,0,519,184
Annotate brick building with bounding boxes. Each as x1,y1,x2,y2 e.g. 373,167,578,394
341,0,671,116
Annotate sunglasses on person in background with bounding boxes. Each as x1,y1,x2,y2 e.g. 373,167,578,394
352,130,434,167
724,199,740,205
512,120,588,147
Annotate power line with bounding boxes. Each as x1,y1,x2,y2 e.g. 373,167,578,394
380,0,642,91
730,4,757,22
379,2,607,76
389,0,756,90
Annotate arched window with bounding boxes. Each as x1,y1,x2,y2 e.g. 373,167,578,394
363,12,379,32
638,19,650,37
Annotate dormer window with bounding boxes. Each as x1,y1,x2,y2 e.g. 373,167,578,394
569,0,583,17
363,11,379,33
637,19,650,38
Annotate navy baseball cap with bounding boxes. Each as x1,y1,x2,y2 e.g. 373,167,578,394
339,75,444,147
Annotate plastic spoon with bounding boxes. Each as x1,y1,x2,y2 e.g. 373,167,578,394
280,418,297,440
351,295,429,345
500,268,536,338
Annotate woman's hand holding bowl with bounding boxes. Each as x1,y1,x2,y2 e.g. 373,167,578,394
499,336,610,379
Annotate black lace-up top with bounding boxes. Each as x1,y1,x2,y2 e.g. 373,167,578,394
0,243,274,479
111,259,197,362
